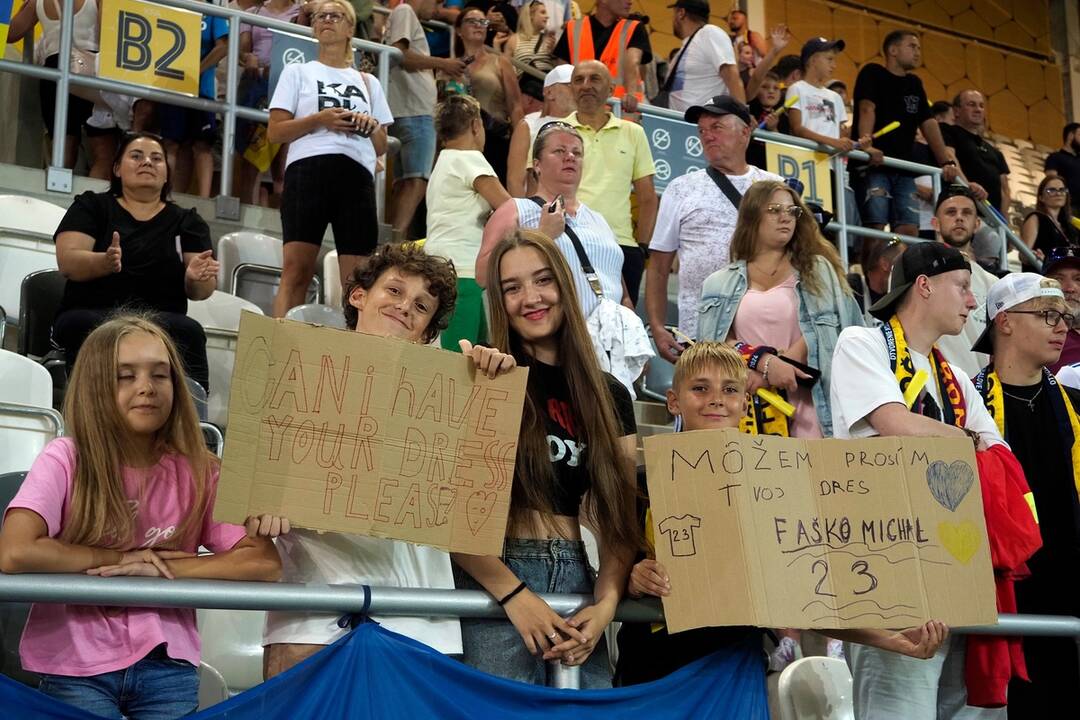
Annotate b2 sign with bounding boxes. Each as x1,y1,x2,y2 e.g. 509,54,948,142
643,430,997,633
99,0,201,97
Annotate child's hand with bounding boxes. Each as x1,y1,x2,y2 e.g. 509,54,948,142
763,112,779,131
628,558,670,598
245,514,291,538
459,339,517,378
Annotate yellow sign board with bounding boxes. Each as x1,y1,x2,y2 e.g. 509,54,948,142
99,0,201,97
766,142,834,213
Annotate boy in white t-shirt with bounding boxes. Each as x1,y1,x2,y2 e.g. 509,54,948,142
829,241,1008,720
787,37,866,152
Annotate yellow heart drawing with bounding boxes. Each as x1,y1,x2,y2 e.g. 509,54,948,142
938,521,981,565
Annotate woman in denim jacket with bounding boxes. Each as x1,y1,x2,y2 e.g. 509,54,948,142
698,180,864,437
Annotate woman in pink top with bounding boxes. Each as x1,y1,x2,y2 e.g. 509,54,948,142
697,180,865,438
0,315,281,719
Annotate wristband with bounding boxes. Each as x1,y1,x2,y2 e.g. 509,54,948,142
497,581,528,606
762,355,773,383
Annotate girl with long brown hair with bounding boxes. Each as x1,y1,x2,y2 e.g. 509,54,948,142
1020,175,1079,272
0,314,280,718
451,230,641,688
697,180,864,438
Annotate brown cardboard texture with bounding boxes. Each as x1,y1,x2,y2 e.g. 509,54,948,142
643,430,998,633
214,313,528,556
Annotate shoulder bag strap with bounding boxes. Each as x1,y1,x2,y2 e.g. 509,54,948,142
660,26,702,93
705,166,744,211
529,196,603,298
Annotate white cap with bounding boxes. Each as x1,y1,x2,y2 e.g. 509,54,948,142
971,272,1065,353
543,65,574,89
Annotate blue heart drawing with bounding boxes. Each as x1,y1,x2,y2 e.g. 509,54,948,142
926,460,975,512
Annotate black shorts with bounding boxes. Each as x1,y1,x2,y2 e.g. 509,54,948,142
280,154,378,256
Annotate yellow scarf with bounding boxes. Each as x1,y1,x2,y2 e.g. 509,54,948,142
882,315,966,427
975,365,1080,505
739,393,790,436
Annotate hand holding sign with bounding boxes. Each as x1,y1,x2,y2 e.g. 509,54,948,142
459,339,518,379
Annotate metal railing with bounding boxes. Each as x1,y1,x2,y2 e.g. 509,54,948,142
0,401,65,437
629,101,1041,270
0,0,404,219
0,574,1076,691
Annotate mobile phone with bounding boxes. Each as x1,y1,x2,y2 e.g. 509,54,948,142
548,194,563,213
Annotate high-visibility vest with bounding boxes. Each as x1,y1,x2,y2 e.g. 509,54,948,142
565,16,642,101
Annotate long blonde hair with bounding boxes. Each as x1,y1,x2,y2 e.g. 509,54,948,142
60,314,212,549
728,180,850,298
517,0,544,40
486,230,641,552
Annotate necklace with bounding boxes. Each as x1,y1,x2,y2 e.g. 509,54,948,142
1002,384,1043,412
752,253,788,277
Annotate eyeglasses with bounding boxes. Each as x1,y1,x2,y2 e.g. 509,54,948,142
313,11,346,23
463,17,490,26
1044,187,1068,195
765,204,803,218
1005,309,1075,327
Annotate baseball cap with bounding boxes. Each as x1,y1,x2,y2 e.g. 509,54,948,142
868,242,971,321
1042,245,1080,276
971,273,1066,353
684,95,752,125
935,183,980,212
801,37,845,66
543,65,574,89
667,0,711,16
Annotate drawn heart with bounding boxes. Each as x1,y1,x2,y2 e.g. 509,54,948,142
466,491,497,536
926,460,975,512
938,520,981,565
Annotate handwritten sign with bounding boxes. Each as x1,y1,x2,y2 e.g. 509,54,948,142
643,430,997,632
766,142,834,213
99,0,201,97
213,313,528,556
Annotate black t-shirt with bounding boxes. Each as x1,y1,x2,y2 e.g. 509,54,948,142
941,124,1010,209
1020,211,1078,272
553,15,653,67
55,191,212,316
525,360,636,516
1044,149,1080,213
852,63,930,163
1001,381,1080,615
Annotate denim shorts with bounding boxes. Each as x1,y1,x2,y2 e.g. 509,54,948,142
38,645,198,719
859,169,919,228
388,114,436,180
453,538,612,689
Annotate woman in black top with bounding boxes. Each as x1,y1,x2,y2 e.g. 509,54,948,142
451,229,641,688
1021,175,1078,272
52,132,218,390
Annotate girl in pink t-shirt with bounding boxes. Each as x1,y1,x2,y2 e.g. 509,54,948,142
0,315,281,719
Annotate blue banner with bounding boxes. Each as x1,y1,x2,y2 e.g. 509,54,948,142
640,112,705,194
0,623,768,718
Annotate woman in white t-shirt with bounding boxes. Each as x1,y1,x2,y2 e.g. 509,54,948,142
267,0,392,318
425,95,512,351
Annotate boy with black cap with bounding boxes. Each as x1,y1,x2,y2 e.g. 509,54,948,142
970,273,1080,717
829,241,1014,719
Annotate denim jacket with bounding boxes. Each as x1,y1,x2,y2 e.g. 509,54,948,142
697,256,865,437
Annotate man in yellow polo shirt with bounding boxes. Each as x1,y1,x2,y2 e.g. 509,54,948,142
566,60,658,305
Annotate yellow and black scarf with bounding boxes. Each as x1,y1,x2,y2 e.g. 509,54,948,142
881,315,967,428
974,364,1080,504
734,341,790,437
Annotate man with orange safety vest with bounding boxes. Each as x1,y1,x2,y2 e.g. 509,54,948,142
553,0,652,111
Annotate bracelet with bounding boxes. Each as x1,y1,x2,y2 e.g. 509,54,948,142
762,355,773,383
497,581,528,607
941,160,957,168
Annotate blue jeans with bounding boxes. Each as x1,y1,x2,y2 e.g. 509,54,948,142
454,538,612,688
860,169,919,228
38,646,199,719
388,114,436,180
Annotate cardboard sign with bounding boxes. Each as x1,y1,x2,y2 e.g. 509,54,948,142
214,313,528,556
99,0,201,97
766,142,834,213
643,430,997,633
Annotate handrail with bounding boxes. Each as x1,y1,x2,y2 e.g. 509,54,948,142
0,574,1076,640
0,401,65,437
633,101,1041,268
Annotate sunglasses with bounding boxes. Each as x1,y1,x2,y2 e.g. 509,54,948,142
463,17,491,26
765,204,803,218
314,11,346,23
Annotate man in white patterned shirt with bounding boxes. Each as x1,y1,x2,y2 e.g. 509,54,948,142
645,95,782,362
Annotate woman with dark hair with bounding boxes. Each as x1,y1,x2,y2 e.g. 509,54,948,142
1021,175,1078,273
451,229,641,688
698,180,864,438
52,132,218,391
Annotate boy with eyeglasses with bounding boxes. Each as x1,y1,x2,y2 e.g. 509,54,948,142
969,273,1080,717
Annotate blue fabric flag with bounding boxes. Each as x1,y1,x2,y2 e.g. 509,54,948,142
0,623,769,718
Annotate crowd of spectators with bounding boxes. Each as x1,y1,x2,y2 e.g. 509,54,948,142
1,1,1079,718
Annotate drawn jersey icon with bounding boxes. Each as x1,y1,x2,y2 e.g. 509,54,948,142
658,514,702,557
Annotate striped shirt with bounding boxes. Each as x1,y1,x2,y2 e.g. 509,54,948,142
514,198,624,317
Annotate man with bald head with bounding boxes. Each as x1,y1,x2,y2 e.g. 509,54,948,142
942,90,1010,217
567,60,658,304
